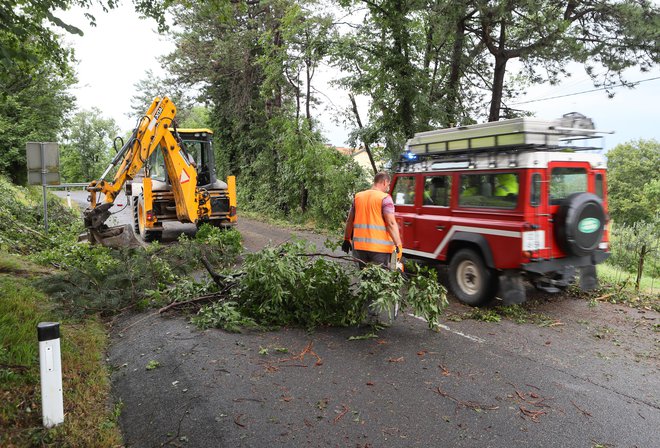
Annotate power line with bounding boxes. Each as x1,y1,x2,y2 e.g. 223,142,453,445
511,76,660,105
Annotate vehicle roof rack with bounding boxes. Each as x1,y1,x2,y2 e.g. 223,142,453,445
404,113,611,160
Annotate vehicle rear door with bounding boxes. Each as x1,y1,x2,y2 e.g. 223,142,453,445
547,162,592,257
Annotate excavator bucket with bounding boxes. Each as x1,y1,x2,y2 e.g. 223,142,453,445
81,203,144,248
79,224,144,249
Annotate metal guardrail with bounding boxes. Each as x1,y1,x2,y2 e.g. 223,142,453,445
45,183,89,189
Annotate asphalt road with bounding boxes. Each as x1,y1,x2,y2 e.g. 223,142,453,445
55,189,659,447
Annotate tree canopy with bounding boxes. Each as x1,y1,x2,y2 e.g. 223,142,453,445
606,139,660,225
59,108,119,183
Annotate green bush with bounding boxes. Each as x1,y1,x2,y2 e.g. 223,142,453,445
608,219,660,279
236,117,369,231
0,175,81,255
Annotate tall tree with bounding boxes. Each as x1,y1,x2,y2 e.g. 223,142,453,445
164,0,282,177
466,0,660,121
59,108,118,182
0,58,75,184
333,0,430,160
606,139,660,224
333,0,659,164
129,69,199,126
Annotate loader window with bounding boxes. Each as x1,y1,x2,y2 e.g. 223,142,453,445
149,148,167,181
181,139,212,186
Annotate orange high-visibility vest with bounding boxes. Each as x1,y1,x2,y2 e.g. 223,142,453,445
353,189,394,253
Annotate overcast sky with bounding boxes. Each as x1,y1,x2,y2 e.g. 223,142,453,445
62,4,660,152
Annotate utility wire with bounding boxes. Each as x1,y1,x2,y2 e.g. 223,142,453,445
511,76,660,105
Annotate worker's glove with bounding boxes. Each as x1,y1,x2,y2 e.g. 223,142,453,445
396,245,403,261
341,239,352,254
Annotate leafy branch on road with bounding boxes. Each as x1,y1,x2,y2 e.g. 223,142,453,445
189,240,447,331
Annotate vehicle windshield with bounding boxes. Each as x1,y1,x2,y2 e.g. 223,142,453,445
550,167,587,205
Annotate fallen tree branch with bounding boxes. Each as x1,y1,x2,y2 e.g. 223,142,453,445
519,406,546,422
158,293,226,314
435,387,499,411
0,363,29,372
294,252,366,265
334,404,350,424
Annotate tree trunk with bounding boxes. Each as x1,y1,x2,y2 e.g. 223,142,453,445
305,58,312,131
300,185,308,213
488,54,507,122
635,244,647,292
349,94,378,176
446,15,466,126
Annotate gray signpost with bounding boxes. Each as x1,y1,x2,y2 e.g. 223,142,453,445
26,142,60,234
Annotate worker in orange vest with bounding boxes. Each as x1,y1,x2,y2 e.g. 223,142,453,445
342,172,403,268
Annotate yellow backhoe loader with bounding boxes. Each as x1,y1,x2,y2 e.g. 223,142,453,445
82,96,237,247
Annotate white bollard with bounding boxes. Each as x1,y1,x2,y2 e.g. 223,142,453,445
38,322,64,428
66,190,72,208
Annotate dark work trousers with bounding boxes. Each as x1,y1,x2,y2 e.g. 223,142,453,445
352,249,391,270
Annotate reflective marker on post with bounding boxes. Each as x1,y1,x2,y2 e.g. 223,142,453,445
38,322,64,428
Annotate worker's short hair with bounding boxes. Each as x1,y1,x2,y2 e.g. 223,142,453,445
374,171,391,184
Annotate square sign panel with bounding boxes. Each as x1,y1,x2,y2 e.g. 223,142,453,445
27,142,60,185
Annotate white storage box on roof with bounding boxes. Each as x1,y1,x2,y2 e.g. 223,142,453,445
406,114,598,155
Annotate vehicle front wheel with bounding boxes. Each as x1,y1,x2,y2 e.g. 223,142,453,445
448,248,497,306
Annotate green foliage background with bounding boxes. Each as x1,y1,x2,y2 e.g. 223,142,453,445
606,139,660,225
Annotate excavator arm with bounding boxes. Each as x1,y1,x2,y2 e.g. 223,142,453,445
83,96,211,245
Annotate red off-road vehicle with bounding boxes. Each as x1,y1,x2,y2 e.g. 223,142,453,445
391,113,610,306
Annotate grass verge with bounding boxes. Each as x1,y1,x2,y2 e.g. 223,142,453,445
0,252,122,447
598,263,659,294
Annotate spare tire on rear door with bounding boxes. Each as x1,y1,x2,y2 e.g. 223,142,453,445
555,192,606,256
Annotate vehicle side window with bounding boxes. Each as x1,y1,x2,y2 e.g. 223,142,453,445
423,175,451,207
459,173,518,209
531,173,541,207
550,168,587,205
392,176,416,205
595,173,604,199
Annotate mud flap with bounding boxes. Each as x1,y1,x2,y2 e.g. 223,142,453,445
579,265,598,290
79,224,144,249
498,271,526,305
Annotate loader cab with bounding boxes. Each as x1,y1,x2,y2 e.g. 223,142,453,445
148,128,216,187
175,128,216,187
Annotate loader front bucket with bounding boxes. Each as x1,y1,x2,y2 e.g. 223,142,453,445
79,224,144,249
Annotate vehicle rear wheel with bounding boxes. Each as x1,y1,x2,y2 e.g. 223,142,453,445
136,194,161,243
448,248,497,306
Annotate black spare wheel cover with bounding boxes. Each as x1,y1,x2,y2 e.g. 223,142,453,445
555,192,606,256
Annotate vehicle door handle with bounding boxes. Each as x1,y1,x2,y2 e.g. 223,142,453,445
436,225,445,230
403,221,413,226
